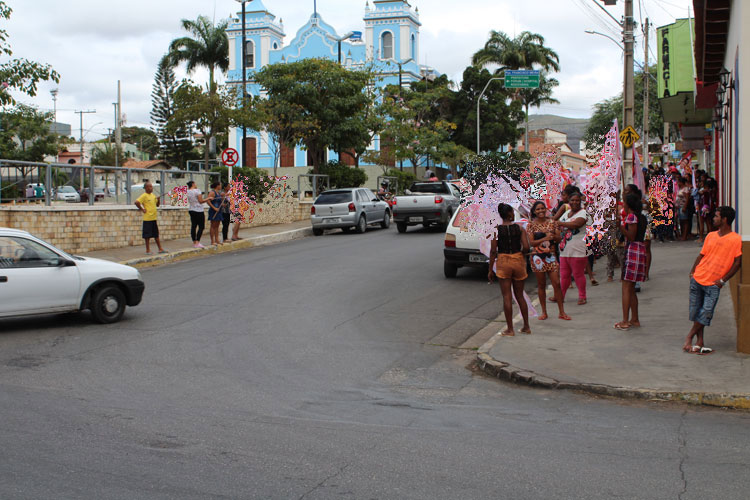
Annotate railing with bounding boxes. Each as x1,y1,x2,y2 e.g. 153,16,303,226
0,159,220,207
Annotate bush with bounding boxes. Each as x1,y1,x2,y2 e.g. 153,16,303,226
385,168,416,195
1,181,19,200
210,166,280,203
310,160,368,189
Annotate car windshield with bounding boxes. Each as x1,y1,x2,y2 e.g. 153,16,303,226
410,183,449,194
94,188,105,193
59,186,76,193
315,191,352,205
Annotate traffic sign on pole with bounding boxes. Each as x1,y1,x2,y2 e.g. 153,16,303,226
619,126,640,148
504,70,540,89
222,148,239,167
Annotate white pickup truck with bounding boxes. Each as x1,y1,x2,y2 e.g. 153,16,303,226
392,181,462,233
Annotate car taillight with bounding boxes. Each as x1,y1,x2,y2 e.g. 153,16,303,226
435,196,443,204
392,198,397,205
445,233,456,247
311,205,316,215
348,202,355,212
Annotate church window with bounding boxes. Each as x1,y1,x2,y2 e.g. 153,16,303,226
410,34,416,60
244,40,255,68
381,31,393,60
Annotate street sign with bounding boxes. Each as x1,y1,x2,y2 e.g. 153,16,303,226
669,142,676,152
661,144,671,153
619,126,640,148
221,148,239,167
672,150,681,159
504,70,540,89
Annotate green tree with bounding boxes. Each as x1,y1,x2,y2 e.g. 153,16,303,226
210,165,272,202
472,31,560,74
0,104,59,183
169,81,234,169
150,56,195,168
0,2,59,106
449,66,524,153
166,16,229,95
309,160,368,189
252,59,371,174
583,65,663,149
90,143,126,167
119,126,159,158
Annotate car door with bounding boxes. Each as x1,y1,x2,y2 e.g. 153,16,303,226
357,190,376,222
0,236,81,317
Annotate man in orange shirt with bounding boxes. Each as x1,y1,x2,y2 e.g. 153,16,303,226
683,206,742,354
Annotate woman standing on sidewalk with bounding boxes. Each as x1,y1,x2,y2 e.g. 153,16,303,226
558,193,591,305
527,201,570,321
220,182,231,243
488,203,531,336
206,182,224,246
614,194,648,330
186,181,207,249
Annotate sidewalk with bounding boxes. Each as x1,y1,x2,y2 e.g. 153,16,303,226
477,240,750,409
83,220,312,268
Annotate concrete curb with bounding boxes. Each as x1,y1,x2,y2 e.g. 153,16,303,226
476,287,750,409
476,333,750,410
120,227,312,269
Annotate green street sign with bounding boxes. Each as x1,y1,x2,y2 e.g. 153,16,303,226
504,70,541,89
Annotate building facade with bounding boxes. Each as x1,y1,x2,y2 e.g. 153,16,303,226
225,0,438,169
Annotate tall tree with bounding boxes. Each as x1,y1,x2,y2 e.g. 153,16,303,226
0,104,59,183
166,16,229,95
0,2,59,106
253,59,371,173
449,66,524,153
472,31,560,74
119,127,159,158
150,57,194,168
168,81,234,167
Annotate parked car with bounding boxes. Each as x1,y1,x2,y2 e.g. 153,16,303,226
55,185,81,203
80,187,105,202
443,205,524,278
392,181,461,233
310,188,391,236
0,227,144,323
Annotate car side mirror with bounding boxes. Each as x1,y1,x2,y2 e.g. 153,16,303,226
372,198,379,202
58,258,76,267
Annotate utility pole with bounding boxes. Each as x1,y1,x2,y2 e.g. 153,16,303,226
238,0,247,171
642,18,649,169
622,0,635,185
116,81,122,169
75,109,96,194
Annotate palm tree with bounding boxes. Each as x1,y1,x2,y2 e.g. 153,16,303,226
473,31,559,152
166,16,229,95
472,31,560,73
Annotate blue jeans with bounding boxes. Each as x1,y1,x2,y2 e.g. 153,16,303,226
689,278,721,326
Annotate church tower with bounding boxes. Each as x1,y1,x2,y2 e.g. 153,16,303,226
364,0,421,65
227,0,285,79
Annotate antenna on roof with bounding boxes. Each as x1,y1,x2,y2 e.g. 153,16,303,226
314,0,318,18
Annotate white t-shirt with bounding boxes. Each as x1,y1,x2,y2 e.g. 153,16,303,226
559,208,591,258
187,189,203,212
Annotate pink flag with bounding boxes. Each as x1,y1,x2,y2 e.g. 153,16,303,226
633,147,645,192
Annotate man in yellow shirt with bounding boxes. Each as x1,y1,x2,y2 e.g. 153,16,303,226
135,182,166,254
683,206,742,354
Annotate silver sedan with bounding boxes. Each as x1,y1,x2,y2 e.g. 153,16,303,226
311,188,391,235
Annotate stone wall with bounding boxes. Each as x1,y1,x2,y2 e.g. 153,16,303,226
0,198,310,254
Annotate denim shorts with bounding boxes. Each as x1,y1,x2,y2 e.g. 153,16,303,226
689,278,721,326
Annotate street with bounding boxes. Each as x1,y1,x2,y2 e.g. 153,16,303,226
1,227,749,499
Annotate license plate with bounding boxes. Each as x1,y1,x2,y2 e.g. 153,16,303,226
324,218,341,224
469,254,486,263
408,216,423,222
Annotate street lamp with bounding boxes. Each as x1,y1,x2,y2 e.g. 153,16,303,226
236,0,248,171
334,31,360,64
476,77,504,154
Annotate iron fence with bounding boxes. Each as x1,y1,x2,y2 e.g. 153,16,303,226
0,159,220,206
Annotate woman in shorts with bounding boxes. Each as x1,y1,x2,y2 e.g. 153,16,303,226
488,203,531,336
614,194,648,330
527,201,570,321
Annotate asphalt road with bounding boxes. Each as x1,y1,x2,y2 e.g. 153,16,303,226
1,225,749,499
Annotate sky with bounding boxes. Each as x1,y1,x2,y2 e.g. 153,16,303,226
6,0,694,142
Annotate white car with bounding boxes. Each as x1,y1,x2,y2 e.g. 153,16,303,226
55,185,81,202
0,228,144,323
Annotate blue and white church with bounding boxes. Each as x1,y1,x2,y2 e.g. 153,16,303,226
225,0,439,169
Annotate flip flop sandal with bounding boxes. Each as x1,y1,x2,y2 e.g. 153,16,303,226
613,323,630,331
697,347,714,355
559,314,572,320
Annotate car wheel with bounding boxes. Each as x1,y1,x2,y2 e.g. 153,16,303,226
380,211,391,229
355,215,367,234
312,228,324,236
396,222,407,233
444,261,458,278
91,285,126,324
439,212,452,232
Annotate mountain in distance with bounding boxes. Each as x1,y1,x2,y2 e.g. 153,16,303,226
528,114,590,154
